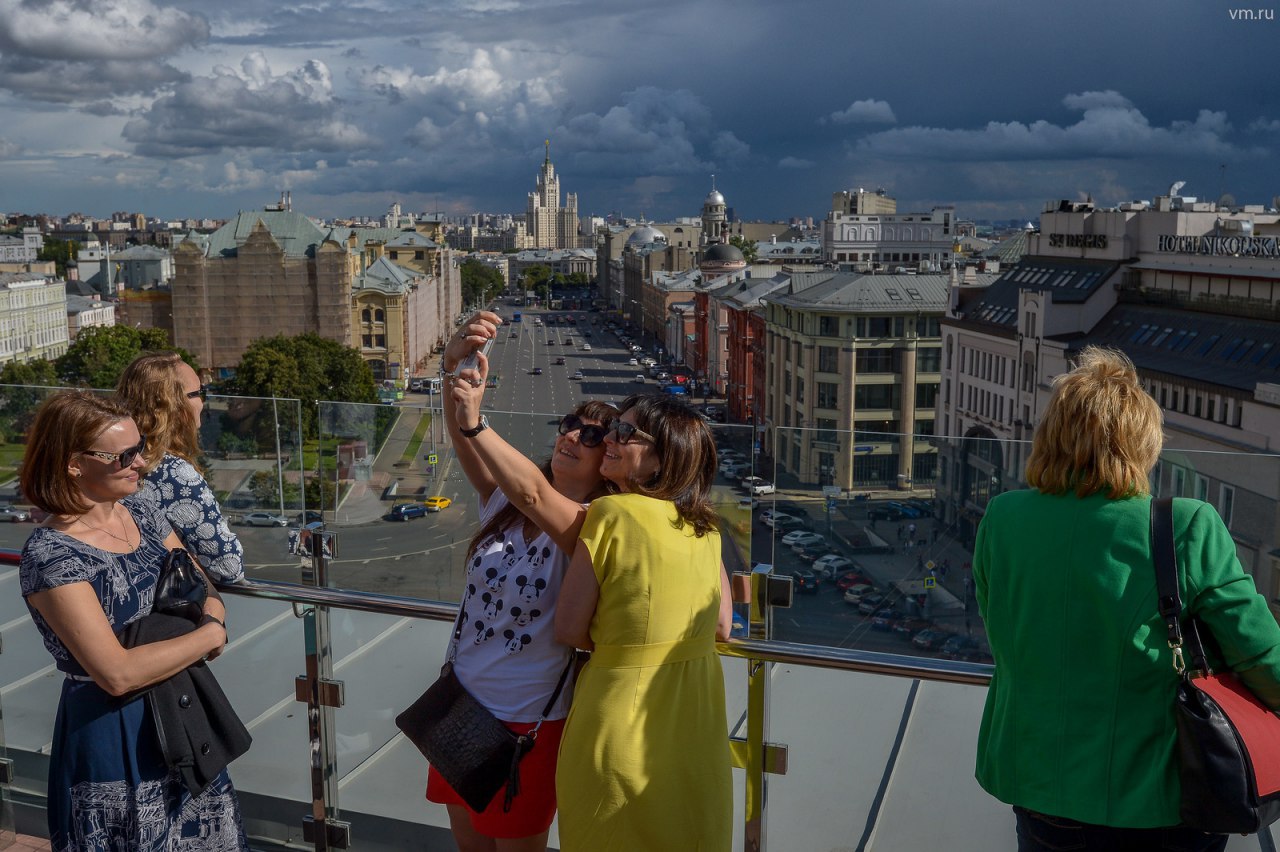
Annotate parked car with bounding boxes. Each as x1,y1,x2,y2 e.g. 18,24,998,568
858,594,890,616
867,504,904,522
885,501,922,519
903,498,934,517
581,343,592,351
912,629,952,651
834,570,875,591
554,356,566,365
422,496,453,512
635,374,646,383
295,510,324,525
531,367,543,375
891,617,933,637
573,370,584,380
784,531,826,549
792,544,826,563
771,514,810,532
389,503,428,521
0,504,31,522
740,476,775,495
814,554,855,576
719,461,749,478
628,357,639,365
843,584,875,605
939,635,981,659
870,609,907,630
243,512,288,527
792,569,821,594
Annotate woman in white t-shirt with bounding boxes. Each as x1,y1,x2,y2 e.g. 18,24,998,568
428,310,616,852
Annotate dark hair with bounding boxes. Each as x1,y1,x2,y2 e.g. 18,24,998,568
466,399,618,558
617,393,719,537
21,390,134,516
115,351,200,471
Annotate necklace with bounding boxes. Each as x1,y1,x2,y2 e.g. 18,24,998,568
76,504,135,547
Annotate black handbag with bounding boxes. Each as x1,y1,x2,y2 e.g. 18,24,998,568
395,586,573,814
153,548,208,623
1152,497,1280,834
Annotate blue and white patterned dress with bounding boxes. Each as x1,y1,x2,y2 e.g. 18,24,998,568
20,493,249,852
140,454,244,583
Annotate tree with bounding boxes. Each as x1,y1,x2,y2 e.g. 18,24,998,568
460,259,505,306
55,325,191,389
37,237,81,276
232,333,378,438
0,359,58,443
729,234,759,265
522,264,552,302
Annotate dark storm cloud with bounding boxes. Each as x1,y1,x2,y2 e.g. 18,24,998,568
122,53,372,157
0,0,208,60
0,55,189,103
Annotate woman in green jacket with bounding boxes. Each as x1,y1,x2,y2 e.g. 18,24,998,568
974,346,1280,852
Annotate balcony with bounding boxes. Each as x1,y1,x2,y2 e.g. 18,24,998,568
0,389,1276,850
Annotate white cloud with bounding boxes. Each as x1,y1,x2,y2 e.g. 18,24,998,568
825,98,896,126
0,0,208,60
856,91,1238,161
122,52,372,157
778,156,814,169
0,137,21,157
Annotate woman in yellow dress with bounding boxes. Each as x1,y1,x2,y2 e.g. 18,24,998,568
555,393,733,851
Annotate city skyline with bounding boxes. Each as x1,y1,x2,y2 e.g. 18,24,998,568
1,0,1277,223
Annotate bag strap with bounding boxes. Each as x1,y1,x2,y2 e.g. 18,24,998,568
445,583,477,665
527,654,576,738
1151,497,1210,675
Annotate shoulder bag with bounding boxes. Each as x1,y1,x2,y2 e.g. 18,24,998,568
395,584,573,814
153,548,208,624
1152,496,1280,834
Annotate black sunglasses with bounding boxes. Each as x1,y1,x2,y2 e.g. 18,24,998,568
559,414,608,448
81,434,148,469
187,385,209,401
606,421,655,445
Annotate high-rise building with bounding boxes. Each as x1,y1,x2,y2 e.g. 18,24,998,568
526,141,581,249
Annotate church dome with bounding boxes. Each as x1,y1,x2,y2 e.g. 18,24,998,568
627,225,667,245
702,242,744,263
705,189,725,206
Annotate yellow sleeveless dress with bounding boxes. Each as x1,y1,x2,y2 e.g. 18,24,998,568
556,493,731,851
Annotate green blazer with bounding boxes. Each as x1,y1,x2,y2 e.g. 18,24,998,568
974,490,1280,828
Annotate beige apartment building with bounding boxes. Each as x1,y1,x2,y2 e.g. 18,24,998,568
0,272,70,365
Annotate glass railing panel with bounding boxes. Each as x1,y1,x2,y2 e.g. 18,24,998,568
762,662,1007,850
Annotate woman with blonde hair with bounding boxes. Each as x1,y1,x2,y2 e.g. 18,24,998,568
116,352,244,582
974,346,1280,851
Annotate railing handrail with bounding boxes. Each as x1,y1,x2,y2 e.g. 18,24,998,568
217,577,994,687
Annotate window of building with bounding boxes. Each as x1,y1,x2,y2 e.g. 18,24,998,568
374,335,386,348
389,251,398,260
817,381,839,409
854,384,899,409
362,334,372,347
1219,484,1235,527
1171,466,1186,497
362,308,372,322
856,349,894,372
816,417,838,443
375,309,385,323
1194,474,1208,502
916,384,938,408
415,250,425,260
818,345,839,373
796,377,805,404
917,347,941,373
784,373,792,396
818,315,840,337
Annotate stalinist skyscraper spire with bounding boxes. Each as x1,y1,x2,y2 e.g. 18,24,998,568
526,138,581,249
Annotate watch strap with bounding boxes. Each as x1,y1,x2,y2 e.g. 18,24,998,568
460,415,489,438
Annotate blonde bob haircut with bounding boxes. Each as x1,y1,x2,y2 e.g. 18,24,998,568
21,390,134,517
1025,346,1163,499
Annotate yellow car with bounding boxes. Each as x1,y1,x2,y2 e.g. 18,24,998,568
422,496,452,512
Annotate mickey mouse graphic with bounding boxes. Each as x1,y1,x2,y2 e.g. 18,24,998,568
509,606,541,628
481,592,504,620
503,629,532,656
483,566,506,592
515,574,548,604
473,620,495,644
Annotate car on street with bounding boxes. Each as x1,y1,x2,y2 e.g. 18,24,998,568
703,404,721,418
554,356,565,365
296,510,324,525
0,503,31,522
781,530,824,548
770,514,810,532
422,496,453,512
581,343,591,351
843,584,875,605
939,635,981,659
573,370,585,380
814,554,855,576
740,477,775,495
904,498,934,517
891,616,933,637
858,594,890,615
834,570,875,591
243,512,288,527
870,609,907,630
531,367,543,375
885,501,922,518
389,503,428,521
628,357,639,365
719,461,749,478
911,629,953,651
635,374,646,383
792,569,821,594
654,371,670,382
867,504,905,522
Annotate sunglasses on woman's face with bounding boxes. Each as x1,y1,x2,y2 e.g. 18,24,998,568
186,385,209,401
559,414,608,448
80,434,148,469
606,421,655,445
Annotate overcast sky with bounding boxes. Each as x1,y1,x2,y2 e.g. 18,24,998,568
1,0,1276,224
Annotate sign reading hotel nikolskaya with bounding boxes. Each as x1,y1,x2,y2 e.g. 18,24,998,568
1158,234,1280,258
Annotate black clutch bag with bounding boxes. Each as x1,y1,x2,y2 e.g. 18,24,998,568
153,548,208,623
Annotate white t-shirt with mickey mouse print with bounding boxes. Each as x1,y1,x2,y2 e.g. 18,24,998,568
450,489,576,722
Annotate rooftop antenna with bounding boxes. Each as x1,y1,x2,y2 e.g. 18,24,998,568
1219,163,1227,203
545,139,550,164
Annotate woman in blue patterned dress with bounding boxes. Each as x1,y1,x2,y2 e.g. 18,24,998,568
116,352,244,583
19,390,248,851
